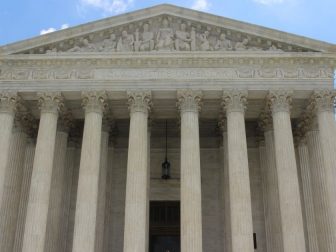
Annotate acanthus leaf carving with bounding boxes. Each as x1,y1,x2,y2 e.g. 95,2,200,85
222,89,248,113
177,89,203,114
267,90,293,113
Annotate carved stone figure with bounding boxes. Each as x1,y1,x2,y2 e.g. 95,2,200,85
190,27,196,51
100,34,117,52
67,38,96,52
156,19,174,51
117,31,134,52
134,23,155,52
175,23,192,51
215,33,232,51
268,43,283,52
199,31,210,51
235,38,249,51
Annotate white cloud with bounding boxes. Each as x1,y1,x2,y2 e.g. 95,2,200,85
40,28,57,35
191,0,211,11
40,24,69,35
253,0,285,5
61,24,69,29
79,0,133,14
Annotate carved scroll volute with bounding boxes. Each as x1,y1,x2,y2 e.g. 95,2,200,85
266,90,293,114
0,92,21,114
127,90,152,115
309,89,336,113
177,89,203,114
81,91,108,114
222,89,248,114
37,92,64,114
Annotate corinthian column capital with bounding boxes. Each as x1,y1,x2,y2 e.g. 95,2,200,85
0,92,21,114
127,90,152,114
14,111,37,136
177,89,202,114
222,89,248,113
81,91,108,114
267,90,293,113
37,92,64,114
309,89,336,113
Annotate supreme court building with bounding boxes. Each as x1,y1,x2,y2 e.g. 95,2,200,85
0,4,336,252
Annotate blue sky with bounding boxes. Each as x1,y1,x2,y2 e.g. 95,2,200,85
0,0,335,46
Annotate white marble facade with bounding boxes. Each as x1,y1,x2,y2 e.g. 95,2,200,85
0,4,336,252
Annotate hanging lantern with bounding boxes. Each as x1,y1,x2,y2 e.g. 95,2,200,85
161,120,171,180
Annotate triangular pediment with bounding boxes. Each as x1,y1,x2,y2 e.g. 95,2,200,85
1,4,335,55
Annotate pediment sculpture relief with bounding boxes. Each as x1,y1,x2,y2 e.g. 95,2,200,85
24,16,313,54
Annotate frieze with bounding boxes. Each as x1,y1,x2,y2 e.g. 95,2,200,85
16,15,317,55
0,66,333,81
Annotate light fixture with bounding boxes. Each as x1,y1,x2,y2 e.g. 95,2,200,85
161,120,171,180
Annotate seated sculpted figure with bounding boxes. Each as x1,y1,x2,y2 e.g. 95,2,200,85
100,34,117,52
235,38,249,51
134,23,155,51
156,19,174,51
175,23,192,51
199,31,210,51
215,33,232,51
117,30,134,52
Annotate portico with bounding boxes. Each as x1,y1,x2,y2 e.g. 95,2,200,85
0,4,335,252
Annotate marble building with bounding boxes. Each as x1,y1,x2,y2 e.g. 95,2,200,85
0,4,336,252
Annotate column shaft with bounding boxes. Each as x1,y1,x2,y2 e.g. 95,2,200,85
307,128,336,251
13,140,35,252
44,130,69,252
72,91,106,252
0,92,19,209
223,90,254,252
177,90,203,252
222,131,232,252
0,130,27,251
309,90,336,251
264,129,283,252
22,93,62,252
95,129,109,252
268,90,306,252
258,142,272,252
123,91,151,252
297,140,319,252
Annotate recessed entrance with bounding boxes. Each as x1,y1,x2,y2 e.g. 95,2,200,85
149,201,180,252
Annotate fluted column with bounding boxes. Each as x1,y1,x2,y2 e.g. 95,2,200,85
72,91,107,252
44,113,72,252
258,139,272,252
13,139,35,252
123,91,151,252
177,89,203,252
219,118,231,252
95,118,111,252
222,89,253,252
0,92,20,208
306,91,336,252
22,92,64,252
258,112,283,252
267,90,306,252
296,133,319,252
0,112,33,252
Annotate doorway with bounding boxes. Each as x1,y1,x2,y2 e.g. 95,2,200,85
149,201,180,252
